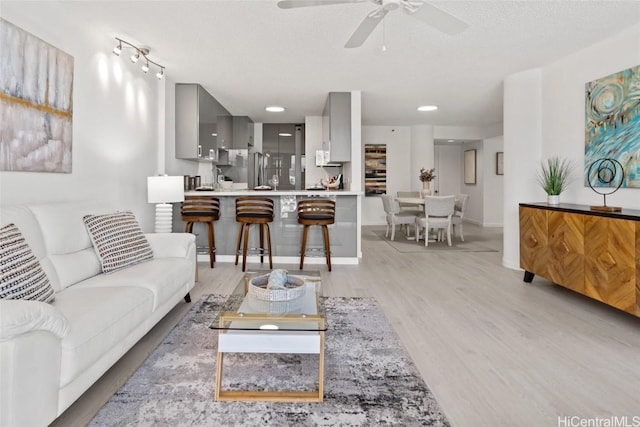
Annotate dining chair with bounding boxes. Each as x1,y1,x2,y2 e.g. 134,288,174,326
381,195,419,240
452,194,470,242
416,195,456,247
396,191,421,213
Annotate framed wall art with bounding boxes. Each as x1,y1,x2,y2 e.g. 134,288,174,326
464,149,476,184
0,18,74,173
496,152,504,175
364,144,386,196
585,64,640,188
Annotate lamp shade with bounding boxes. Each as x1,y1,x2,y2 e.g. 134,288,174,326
147,176,185,204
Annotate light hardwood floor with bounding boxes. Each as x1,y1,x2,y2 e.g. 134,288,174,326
52,224,640,427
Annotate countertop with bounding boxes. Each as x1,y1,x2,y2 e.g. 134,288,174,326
185,189,362,196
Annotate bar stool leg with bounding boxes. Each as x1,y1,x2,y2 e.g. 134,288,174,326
235,223,244,266
259,224,265,264
242,222,251,272
265,223,273,269
207,222,215,268
322,225,332,272
300,225,309,270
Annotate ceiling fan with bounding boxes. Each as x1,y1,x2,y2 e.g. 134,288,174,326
277,0,468,48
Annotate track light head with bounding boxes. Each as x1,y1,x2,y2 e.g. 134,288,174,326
130,52,139,63
156,68,164,80
141,61,149,73
112,41,122,56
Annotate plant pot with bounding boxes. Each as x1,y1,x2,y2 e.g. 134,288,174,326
547,195,560,205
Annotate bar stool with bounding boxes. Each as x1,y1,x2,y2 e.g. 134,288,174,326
181,196,220,268
235,197,274,272
298,198,335,272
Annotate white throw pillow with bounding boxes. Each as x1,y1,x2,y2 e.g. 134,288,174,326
0,223,55,302
83,211,153,274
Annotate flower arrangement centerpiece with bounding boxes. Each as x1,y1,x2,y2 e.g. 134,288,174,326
419,167,436,196
419,168,436,182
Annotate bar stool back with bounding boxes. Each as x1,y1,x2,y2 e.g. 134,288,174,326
235,197,274,272
181,196,220,268
297,198,336,271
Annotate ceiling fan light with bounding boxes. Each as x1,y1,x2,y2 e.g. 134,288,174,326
265,106,285,112
417,105,438,112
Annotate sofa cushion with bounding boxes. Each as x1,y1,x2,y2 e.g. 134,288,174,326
29,202,112,290
75,257,193,311
0,224,55,303
53,286,153,387
83,211,153,274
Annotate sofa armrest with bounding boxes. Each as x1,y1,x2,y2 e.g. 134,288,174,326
0,300,69,341
145,232,196,260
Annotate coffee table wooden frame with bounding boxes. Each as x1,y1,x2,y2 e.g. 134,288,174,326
214,309,325,402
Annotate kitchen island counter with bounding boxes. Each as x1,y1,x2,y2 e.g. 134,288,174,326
179,190,362,266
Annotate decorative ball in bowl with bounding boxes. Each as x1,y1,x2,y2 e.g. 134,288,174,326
322,179,340,189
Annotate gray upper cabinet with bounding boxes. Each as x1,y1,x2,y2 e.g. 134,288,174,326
323,92,351,162
218,116,254,149
175,83,230,160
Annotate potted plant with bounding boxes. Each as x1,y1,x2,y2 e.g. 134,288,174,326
537,156,573,205
419,168,436,197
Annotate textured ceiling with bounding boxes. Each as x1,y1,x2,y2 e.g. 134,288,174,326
4,1,640,127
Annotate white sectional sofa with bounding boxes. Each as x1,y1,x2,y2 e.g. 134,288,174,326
0,201,196,427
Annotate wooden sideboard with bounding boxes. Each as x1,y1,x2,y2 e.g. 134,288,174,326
519,203,640,317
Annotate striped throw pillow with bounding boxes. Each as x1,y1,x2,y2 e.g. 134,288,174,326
0,223,55,302
83,211,153,274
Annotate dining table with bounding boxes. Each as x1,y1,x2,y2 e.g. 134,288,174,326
394,195,459,242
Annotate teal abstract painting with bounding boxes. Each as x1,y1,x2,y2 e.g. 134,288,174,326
585,65,640,188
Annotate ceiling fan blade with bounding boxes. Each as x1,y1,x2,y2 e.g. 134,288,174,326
278,0,366,9
344,8,388,48
404,1,468,35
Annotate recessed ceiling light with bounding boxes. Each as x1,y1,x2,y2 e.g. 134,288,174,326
211,133,217,136
278,133,292,137
265,106,285,112
448,139,454,142
417,105,438,112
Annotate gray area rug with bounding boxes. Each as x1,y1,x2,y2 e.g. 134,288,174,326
90,294,449,426
367,228,499,253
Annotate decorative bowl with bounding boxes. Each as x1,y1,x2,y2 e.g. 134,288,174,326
248,274,305,301
322,179,340,189
220,180,233,190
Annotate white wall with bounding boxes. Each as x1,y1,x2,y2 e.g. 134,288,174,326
361,126,412,225
483,136,504,227
502,23,640,270
460,140,484,224
0,4,162,231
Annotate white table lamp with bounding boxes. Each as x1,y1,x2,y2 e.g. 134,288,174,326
147,175,185,233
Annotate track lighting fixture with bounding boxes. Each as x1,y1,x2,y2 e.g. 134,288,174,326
112,37,165,80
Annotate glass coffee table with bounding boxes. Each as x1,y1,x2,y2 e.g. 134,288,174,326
210,272,326,402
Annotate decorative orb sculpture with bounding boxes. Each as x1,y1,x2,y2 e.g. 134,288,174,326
587,158,624,212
